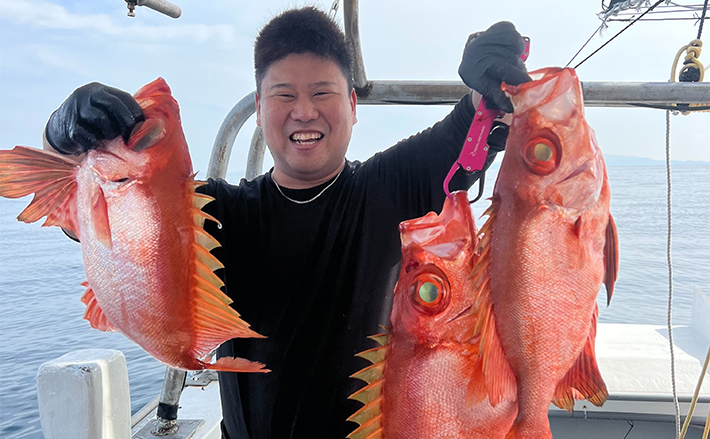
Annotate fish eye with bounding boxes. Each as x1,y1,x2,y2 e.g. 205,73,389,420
418,282,439,303
408,267,451,315
534,143,553,161
524,136,560,175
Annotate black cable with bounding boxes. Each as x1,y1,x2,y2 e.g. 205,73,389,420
697,0,709,39
574,0,666,70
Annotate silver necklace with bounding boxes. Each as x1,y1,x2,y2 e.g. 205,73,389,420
272,167,344,205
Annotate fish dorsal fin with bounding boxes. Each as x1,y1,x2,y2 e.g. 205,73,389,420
603,214,619,306
552,304,608,411
467,201,517,407
0,146,81,237
347,331,389,439
79,281,119,332
187,178,268,373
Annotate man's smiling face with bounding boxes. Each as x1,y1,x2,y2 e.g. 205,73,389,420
256,52,357,189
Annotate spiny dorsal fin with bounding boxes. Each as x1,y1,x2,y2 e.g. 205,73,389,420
186,176,266,367
348,331,390,438
347,413,382,439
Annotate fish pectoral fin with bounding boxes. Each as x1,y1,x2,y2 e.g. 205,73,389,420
603,214,619,306
468,204,517,407
90,184,112,249
466,299,517,407
552,304,608,411
0,146,80,237
79,281,119,332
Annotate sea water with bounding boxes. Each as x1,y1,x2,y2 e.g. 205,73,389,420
0,165,708,438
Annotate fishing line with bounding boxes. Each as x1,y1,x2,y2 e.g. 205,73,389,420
574,0,666,69
665,108,681,439
565,23,605,67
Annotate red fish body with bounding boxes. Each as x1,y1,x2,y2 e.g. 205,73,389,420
470,67,618,439
0,78,267,373
348,191,517,439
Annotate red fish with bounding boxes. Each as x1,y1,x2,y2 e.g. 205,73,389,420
469,67,619,439
348,191,517,439
0,78,268,373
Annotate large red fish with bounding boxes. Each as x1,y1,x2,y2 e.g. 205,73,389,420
0,78,267,373
469,67,619,439
347,191,517,439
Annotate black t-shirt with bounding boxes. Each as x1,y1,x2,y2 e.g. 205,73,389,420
200,95,500,439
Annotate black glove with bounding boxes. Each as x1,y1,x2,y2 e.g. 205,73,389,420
45,82,144,155
458,21,531,113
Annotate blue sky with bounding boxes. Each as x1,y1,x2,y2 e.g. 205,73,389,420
1,0,708,179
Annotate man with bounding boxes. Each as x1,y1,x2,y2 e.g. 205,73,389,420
44,7,529,438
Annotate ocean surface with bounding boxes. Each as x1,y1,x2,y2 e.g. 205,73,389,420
0,164,708,438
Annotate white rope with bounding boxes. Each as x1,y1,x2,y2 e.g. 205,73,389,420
665,108,681,439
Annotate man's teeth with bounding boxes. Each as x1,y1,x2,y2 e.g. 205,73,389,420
291,132,323,144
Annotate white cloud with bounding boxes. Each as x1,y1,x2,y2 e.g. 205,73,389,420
0,0,236,43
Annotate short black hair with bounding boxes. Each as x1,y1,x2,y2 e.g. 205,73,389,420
254,7,354,94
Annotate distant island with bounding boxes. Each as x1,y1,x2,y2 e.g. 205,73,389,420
487,154,708,169
602,155,709,167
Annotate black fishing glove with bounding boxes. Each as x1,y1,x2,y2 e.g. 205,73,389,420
45,82,144,155
458,21,531,113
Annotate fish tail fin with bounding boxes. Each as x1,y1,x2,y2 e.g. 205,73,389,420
0,146,80,236
552,304,608,411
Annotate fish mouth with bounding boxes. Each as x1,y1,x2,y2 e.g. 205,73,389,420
560,160,593,183
289,130,324,146
554,157,603,211
446,304,474,323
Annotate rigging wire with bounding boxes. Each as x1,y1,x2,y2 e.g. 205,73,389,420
574,0,666,69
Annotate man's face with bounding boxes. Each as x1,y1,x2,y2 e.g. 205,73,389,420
256,53,357,188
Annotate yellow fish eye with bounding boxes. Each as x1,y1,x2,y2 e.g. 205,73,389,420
524,136,560,175
418,282,439,303
408,267,451,316
534,143,553,161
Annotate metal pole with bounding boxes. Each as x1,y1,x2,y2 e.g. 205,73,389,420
151,367,186,436
137,0,181,18
355,80,710,107
207,92,257,180
343,0,368,91
246,127,266,181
